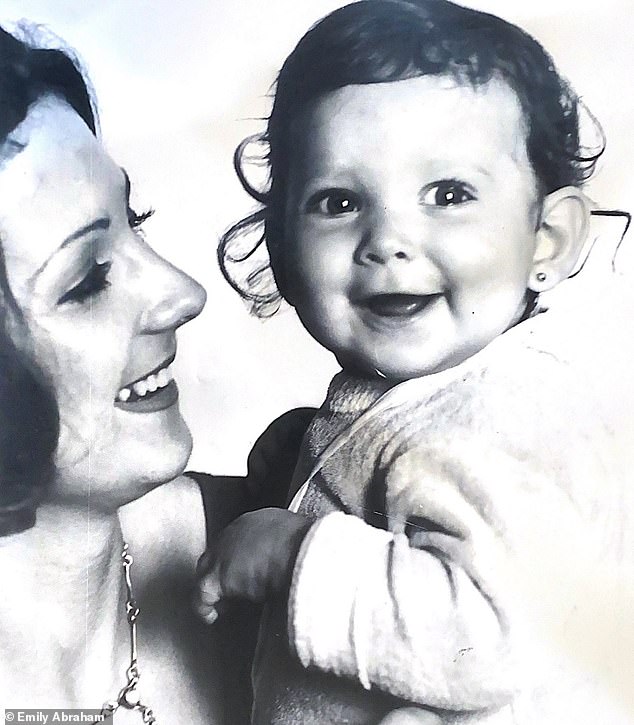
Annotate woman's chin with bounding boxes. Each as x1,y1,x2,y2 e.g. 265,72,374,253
126,420,194,491
51,414,193,510
144,429,193,485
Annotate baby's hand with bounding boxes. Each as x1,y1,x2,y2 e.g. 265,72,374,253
195,508,312,622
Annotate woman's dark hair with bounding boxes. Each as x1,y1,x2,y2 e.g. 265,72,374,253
219,0,604,316
0,24,96,535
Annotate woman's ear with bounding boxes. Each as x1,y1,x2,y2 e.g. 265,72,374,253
529,187,590,292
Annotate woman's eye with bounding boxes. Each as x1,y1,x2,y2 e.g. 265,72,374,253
421,180,476,207
307,189,360,217
58,261,112,305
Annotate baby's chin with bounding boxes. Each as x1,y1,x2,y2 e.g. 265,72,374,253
336,353,416,383
337,349,468,383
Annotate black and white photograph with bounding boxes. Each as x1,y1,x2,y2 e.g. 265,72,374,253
0,1,632,723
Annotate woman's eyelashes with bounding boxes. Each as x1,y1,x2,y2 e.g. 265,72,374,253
57,259,112,305
123,166,154,231
420,179,476,207
128,206,154,231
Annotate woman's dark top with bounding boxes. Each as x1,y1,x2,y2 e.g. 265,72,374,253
186,407,315,724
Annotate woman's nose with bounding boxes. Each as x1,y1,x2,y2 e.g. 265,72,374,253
138,247,207,334
355,209,417,266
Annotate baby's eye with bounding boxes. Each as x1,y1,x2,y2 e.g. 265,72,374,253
421,180,476,207
58,261,112,305
306,189,361,217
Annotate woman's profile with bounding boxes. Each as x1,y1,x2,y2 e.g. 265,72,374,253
0,23,269,723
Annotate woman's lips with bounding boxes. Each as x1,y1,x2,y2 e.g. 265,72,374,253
360,293,441,317
115,379,179,413
115,358,178,413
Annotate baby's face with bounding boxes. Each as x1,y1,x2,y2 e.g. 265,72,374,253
284,75,542,380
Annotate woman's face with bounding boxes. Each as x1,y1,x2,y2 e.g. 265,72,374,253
0,96,206,510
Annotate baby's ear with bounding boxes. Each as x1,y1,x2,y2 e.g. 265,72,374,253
529,187,590,292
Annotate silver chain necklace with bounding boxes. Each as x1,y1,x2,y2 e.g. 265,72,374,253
101,543,157,723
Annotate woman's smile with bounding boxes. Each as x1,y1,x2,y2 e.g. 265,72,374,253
116,352,179,412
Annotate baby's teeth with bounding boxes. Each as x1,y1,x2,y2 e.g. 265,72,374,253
165,365,174,382
117,388,131,403
146,374,158,393
133,380,148,397
157,368,170,388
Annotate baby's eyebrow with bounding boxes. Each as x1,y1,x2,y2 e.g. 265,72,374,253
444,164,493,180
472,166,493,179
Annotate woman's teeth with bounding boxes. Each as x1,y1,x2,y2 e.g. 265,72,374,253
117,365,173,403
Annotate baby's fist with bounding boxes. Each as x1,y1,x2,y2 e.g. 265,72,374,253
195,508,312,620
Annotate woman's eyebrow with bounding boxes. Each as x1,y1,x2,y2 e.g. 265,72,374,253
62,218,111,246
30,217,111,282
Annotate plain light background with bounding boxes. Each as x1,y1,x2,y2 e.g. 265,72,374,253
1,1,632,473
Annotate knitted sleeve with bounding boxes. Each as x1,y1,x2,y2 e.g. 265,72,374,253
286,350,623,713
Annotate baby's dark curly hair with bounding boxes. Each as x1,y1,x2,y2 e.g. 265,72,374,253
219,0,604,316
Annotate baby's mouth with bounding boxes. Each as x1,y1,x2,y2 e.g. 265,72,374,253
360,293,441,317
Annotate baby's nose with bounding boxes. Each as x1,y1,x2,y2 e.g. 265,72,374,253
356,212,417,266
360,243,412,265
